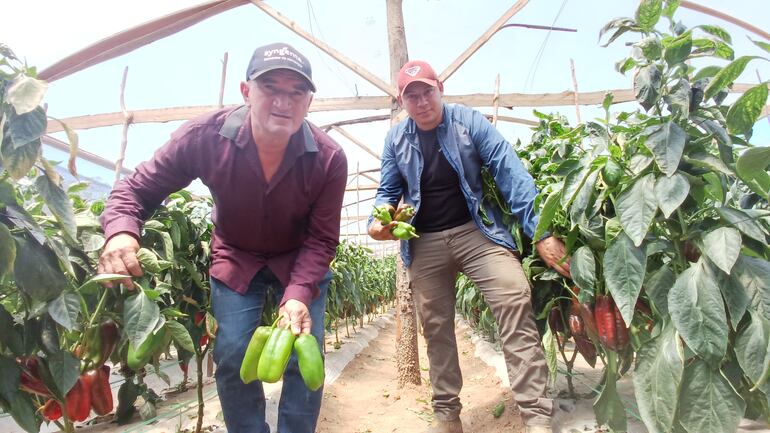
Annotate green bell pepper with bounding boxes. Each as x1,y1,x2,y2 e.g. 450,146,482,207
391,221,420,240
257,324,296,383
372,204,395,224
240,325,272,384
294,334,325,391
127,330,162,371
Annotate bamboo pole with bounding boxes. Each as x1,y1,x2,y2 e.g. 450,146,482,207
330,125,381,160
218,52,228,108
114,67,132,188
492,74,500,126
570,58,581,124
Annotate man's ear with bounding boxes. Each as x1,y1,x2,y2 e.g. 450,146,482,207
437,81,444,94
240,81,250,103
396,95,403,107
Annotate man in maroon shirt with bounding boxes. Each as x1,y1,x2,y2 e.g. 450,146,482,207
98,42,347,433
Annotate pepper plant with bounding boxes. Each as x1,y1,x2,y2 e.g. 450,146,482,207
520,2,770,431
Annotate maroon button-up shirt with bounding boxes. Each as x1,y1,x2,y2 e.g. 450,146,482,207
101,106,347,306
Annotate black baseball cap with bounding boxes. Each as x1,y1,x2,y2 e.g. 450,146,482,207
246,42,316,92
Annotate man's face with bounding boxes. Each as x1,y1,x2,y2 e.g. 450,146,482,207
241,69,313,140
399,81,443,130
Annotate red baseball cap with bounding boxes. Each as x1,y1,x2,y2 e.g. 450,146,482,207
397,60,441,98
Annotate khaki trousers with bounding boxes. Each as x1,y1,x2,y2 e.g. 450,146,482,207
407,221,552,426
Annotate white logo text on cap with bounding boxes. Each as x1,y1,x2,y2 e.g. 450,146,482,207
404,65,421,77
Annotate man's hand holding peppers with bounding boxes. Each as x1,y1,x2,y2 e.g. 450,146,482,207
280,300,312,335
368,203,412,241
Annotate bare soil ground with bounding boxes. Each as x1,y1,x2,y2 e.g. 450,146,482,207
317,318,527,433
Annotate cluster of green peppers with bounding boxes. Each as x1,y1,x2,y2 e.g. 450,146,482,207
372,204,420,240
240,318,325,391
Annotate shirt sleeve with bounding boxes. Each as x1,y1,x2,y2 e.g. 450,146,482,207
281,146,348,306
468,109,542,240
101,123,200,241
368,129,405,228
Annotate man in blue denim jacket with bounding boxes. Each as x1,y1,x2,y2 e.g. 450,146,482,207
368,60,571,433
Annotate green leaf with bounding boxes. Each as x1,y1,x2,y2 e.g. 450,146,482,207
693,65,722,82
720,256,751,328
0,306,24,355
604,231,647,326
7,393,41,433
571,246,597,295
0,355,21,403
636,0,663,32
34,174,77,242
654,173,689,218
7,107,46,148
602,92,614,111
0,222,15,278
5,76,47,115
664,79,690,119
662,0,680,19
634,65,663,110
647,122,685,177
664,31,692,65
593,352,627,432
750,38,770,54
47,292,81,331
645,264,676,315
635,36,663,61
685,152,734,176
736,146,770,200
617,173,657,246
696,24,732,44
13,236,68,302
80,231,105,252
668,261,728,366
629,153,654,175
570,170,599,229
534,190,561,242
0,138,40,180
164,320,195,354
726,83,769,135
136,248,171,274
734,255,770,321
46,350,80,396
542,325,558,387
717,207,767,243
561,166,591,207
677,360,746,433
123,291,161,348
704,56,760,101
702,227,741,274
735,311,770,387
634,320,683,433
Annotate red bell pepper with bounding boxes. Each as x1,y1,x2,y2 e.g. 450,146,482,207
90,365,113,416
40,399,62,421
594,295,629,351
17,356,51,397
66,374,92,422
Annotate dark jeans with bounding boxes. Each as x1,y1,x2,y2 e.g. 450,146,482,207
211,268,330,433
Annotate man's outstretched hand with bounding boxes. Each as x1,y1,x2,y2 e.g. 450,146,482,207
97,232,143,289
535,236,571,278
